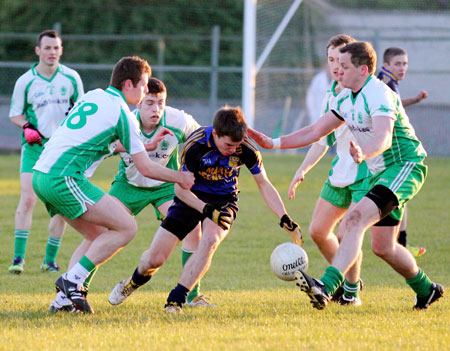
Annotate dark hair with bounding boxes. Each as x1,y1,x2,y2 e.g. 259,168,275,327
383,47,407,64
147,77,167,95
37,30,62,47
110,56,152,90
340,41,377,75
326,34,356,55
213,106,247,142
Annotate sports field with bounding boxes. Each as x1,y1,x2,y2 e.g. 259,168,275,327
0,153,448,351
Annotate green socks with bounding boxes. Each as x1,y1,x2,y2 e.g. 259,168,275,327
320,266,344,295
182,248,201,303
13,229,29,259
343,279,360,298
44,236,62,264
406,269,433,298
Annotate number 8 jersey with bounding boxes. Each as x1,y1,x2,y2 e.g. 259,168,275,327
34,86,145,179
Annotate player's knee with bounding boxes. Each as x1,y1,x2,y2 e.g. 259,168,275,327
120,219,138,243
309,222,328,244
343,209,364,231
17,195,37,213
371,239,392,259
201,232,222,252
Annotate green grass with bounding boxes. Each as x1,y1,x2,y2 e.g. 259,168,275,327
0,153,449,351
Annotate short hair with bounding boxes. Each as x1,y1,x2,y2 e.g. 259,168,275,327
326,34,356,54
110,56,152,90
213,106,247,142
147,77,167,95
383,47,407,64
37,30,62,47
340,41,377,75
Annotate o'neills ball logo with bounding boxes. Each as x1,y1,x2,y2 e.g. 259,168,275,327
282,257,306,272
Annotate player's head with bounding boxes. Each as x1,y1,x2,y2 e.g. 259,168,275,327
338,41,376,90
212,106,247,156
35,30,63,67
138,78,167,128
383,47,408,81
110,56,152,105
326,34,356,81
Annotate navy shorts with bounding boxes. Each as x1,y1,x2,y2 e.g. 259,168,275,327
161,191,238,240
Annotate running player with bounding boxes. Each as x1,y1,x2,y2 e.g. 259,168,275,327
109,106,303,314
288,34,368,305
249,42,443,310
32,56,195,313
8,30,84,275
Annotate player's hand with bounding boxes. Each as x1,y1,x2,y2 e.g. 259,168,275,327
247,127,274,149
202,204,233,231
144,128,174,151
279,214,303,246
415,90,428,103
23,122,44,146
178,171,195,190
349,140,363,164
288,168,305,200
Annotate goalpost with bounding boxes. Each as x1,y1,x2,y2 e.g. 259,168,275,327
242,0,304,128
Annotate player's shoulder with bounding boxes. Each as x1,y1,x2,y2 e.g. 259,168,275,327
164,106,190,126
240,136,261,155
14,68,35,86
59,64,82,79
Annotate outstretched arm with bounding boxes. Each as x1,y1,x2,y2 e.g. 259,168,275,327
248,111,343,150
253,170,303,245
288,143,328,199
402,90,428,108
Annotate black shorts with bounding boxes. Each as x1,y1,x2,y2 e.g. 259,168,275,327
161,191,239,240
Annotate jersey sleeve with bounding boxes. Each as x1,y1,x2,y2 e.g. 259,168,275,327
117,108,145,155
241,137,264,175
71,70,84,104
181,111,201,142
9,75,27,117
368,87,398,120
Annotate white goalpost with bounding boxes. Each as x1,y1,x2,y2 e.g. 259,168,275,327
242,0,304,127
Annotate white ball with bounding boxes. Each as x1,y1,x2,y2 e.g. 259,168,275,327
270,242,308,281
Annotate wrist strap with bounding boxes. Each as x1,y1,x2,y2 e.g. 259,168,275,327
272,137,281,149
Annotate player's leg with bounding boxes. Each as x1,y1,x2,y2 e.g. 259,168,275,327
9,144,46,273
9,172,37,274
41,214,67,272
108,226,180,306
165,220,229,313
295,196,381,310
399,206,426,258
309,197,346,263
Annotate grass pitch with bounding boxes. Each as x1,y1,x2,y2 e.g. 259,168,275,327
0,153,448,351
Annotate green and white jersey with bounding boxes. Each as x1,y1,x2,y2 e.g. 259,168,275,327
318,81,370,187
115,105,200,188
34,86,145,179
9,63,83,141
331,75,426,174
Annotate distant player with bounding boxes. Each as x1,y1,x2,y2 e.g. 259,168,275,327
49,78,212,312
378,46,428,258
33,56,195,313
8,30,84,275
109,106,303,314
289,34,368,305
249,42,443,310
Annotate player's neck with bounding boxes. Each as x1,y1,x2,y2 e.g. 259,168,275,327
35,62,58,79
141,122,157,134
351,74,370,93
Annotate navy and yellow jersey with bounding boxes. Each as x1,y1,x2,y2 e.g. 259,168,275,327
377,66,400,95
180,126,263,195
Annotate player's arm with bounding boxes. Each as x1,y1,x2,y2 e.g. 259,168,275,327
288,143,328,199
349,115,394,164
248,111,343,150
252,170,303,245
114,128,174,153
401,90,428,107
131,151,194,189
